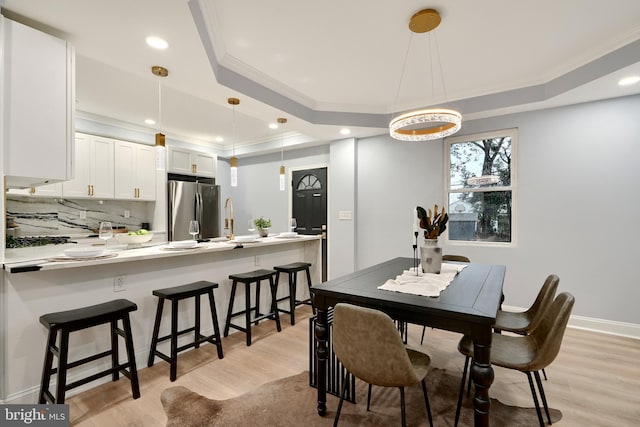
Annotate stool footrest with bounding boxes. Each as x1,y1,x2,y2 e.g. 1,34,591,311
66,363,132,391
156,325,197,343
48,349,113,375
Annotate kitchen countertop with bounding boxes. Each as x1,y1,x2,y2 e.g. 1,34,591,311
3,234,321,273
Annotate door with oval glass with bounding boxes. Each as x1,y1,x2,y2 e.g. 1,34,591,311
292,167,327,281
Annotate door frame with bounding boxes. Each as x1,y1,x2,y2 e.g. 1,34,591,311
289,163,329,280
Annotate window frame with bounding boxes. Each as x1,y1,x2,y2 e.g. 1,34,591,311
443,128,518,247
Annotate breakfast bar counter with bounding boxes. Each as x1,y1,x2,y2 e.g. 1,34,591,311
1,235,321,403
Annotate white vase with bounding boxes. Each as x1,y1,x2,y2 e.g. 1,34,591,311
420,239,442,274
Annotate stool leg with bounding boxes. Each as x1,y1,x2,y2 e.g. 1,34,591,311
254,280,262,322
305,267,315,314
289,271,297,325
207,290,224,359
245,282,252,346
55,330,70,404
224,281,238,337
39,329,58,403
148,297,165,367
195,294,201,348
170,298,179,381
111,319,120,381
122,313,141,399
269,275,282,332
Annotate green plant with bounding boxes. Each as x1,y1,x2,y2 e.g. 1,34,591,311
416,204,448,239
254,217,272,229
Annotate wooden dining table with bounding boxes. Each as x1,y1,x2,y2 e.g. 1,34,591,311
311,257,506,427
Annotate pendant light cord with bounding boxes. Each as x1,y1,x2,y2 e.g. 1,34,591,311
157,78,162,131
232,105,236,157
392,32,414,117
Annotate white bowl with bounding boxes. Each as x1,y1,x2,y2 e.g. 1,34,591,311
169,240,198,249
64,248,106,258
278,232,298,238
235,235,259,243
115,233,154,245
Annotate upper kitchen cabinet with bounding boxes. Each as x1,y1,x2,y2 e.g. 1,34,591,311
62,133,114,198
2,17,75,188
114,140,156,200
167,146,216,178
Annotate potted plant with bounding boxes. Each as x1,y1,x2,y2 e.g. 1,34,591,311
254,217,272,237
416,205,448,273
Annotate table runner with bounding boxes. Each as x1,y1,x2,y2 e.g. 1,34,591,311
377,262,466,297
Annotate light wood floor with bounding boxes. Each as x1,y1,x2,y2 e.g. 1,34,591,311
67,306,640,426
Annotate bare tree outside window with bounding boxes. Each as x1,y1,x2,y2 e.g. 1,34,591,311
446,129,516,244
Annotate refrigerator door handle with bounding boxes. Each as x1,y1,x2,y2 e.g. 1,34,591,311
195,192,203,233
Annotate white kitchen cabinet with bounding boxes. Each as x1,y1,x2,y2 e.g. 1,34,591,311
167,147,216,177
2,17,75,188
62,134,114,198
114,140,156,200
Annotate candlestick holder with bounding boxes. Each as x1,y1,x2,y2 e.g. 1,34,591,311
413,231,419,275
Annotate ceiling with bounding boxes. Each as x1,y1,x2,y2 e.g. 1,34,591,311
3,0,640,157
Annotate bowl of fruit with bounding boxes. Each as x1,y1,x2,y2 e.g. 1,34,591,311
115,229,153,248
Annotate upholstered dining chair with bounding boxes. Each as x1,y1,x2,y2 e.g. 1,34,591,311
332,303,433,427
494,274,559,335
419,254,471,345
494,273,559,381
454,292,575,427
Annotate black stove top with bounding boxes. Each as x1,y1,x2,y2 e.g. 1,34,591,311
6,236,73,249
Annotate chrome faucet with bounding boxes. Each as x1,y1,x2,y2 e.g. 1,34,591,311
224,197,234,240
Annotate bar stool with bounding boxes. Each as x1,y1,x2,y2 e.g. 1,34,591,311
148,281,224,381
38,299,140,404
273,262,314,325
224,269,282,346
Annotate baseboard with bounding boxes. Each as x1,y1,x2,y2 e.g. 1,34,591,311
501,304,640,340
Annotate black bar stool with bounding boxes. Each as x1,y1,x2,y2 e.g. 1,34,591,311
273,262,314,325
224,269,282,346
148,281,224,381
38,299,140,404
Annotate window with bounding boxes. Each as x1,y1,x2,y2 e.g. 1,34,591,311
296,174,322,190
445,128,516,245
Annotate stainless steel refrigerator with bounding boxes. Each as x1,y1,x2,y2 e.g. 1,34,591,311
168,175,220,241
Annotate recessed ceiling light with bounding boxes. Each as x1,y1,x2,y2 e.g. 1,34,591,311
340,128,351,135
146,36,168,50
618,75,640,86
145,118,156,125
269,123,278,129
215,136,224,143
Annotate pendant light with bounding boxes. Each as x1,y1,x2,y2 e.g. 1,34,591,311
277,117,287,191
152,66,168,169
228,97,240,187
389,9,461,141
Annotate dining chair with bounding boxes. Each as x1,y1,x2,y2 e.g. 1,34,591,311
454,292,575,427
495,274,559,334
494,273,559,381
419,254,471,345
332,303,433,427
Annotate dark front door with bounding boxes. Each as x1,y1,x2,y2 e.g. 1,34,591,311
292,167,327,281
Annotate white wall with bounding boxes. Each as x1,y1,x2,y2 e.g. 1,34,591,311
356,135,444,269
328,138,356,278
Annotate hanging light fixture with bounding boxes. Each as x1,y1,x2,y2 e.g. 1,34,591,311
277,117,287,191
389,9,461,141
228,97,240,187
152,65,169,169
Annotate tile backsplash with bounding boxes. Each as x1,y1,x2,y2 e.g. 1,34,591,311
6,196,153,236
